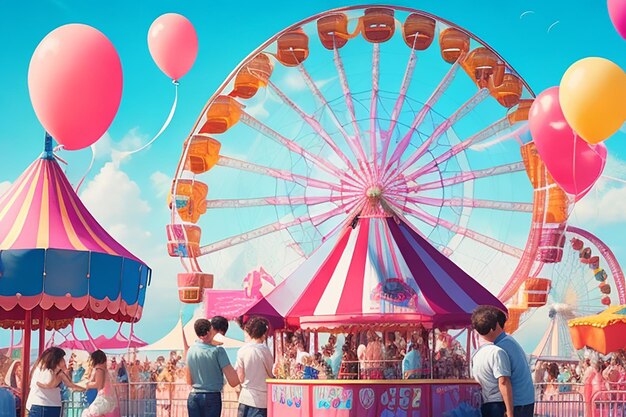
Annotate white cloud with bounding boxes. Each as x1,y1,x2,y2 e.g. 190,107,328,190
569,153,626,225
92,132,114,161
283,72,335,93
246,101,270,119
0,181,11,198
92,128,150,167
604,153,626,182
572,184,626,225
150,171,171,198
284,72,307,92
79,162,152,253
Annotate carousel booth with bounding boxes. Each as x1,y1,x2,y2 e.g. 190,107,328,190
245,215,506,417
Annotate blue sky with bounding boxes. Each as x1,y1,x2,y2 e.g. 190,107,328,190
1,0,626,353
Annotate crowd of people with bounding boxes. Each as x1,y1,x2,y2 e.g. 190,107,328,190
6,307,626,417
533,349,626,416
272,325,469,381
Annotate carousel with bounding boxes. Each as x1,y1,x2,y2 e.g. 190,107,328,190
243,206,504,416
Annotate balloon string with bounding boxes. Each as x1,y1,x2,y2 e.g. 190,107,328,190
75,144,95,193
118,81,179,157
572,133,578,198
602,174,626,184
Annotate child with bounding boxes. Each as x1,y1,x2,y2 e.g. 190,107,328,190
81,350,120,417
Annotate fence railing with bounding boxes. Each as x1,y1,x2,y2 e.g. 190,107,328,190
532,382,626,417
61,382,239,417
333,358,466,380
590,389,626,417
534,383,585,417
55,380,626,417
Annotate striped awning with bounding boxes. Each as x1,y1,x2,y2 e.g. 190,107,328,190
0,144,150,328
247,216,505,330
569,305,626,354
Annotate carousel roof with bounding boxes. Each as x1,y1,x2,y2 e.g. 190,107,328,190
246,216,506,330
0,138,150,327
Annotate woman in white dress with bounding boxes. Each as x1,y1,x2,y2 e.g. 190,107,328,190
80,350,120,417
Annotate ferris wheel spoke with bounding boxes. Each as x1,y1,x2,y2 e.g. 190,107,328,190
468,123,529,152
417,162,526,192
398,203,525,258
575,306,603,316
239,111,361,186
205,194,356,209
401,195,533,212
298,65,371,176
267,80,365,184
380,49,417,167
199,203,355,256
384,201,456,255
333,46,373,181
385,88,491,184
383,58,464,173
216,155,354,192
403,117,513,183
370,43,380,178
321,198,364,241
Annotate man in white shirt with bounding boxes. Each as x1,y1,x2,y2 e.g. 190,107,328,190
472,307,514,417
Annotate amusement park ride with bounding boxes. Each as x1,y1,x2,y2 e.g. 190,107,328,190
164,4,624,415
167,4,624,345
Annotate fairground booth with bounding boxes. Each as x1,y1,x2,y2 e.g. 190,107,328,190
244,213,505,416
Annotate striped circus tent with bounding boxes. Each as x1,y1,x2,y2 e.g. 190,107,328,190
531,306,579,362
246,215,505,330
0,136,151,328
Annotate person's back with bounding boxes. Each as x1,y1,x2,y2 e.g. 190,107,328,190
472,343,511,413
494,333,534,408
27,366,61,409
237,342,273,407
187,342,230,392
186,318,239,417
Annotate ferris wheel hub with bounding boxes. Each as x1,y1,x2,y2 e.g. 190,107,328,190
366,185,383,198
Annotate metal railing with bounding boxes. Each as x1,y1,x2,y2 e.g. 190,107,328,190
334,358,467,380
336,359,405,380
61,383,239,417
56,380,626,417
534,383,585,417
590,389,626,417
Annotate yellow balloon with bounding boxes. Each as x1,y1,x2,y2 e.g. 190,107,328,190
559,57,626,144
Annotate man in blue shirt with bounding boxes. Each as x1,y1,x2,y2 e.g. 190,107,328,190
471,306,514,417
486,306,535,417
186,319,240,417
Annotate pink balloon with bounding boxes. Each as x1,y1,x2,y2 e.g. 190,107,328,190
28,24,122,151
608,0,626,40
529,86,607,198
148,13,198,80
573,142,607,202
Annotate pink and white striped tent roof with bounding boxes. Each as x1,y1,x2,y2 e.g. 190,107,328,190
246,216,506,330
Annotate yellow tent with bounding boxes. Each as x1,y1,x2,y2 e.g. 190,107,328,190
569,305,626,355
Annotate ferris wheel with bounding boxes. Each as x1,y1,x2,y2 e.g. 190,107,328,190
514,225,625,356
552,226,625,316
166,6,567,309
